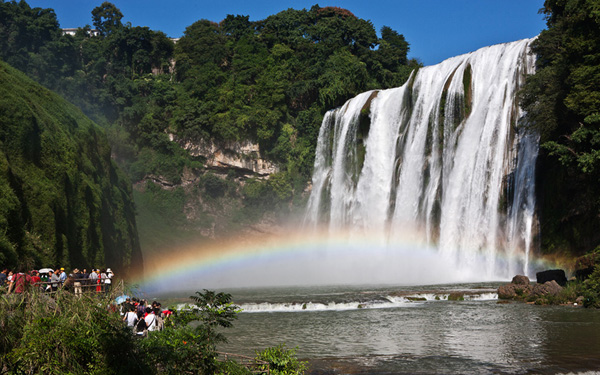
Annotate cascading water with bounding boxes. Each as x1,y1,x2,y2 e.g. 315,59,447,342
305,38,538,280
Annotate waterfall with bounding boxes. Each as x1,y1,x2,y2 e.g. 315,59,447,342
305,38,538,280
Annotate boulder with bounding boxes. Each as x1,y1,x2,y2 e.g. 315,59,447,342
497,283,531,299
536,269,567,287
531,280,562,297
575,267,594,281
511,275,530,285
498,284,517,299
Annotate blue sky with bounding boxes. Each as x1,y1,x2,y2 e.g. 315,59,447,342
28,1,547,66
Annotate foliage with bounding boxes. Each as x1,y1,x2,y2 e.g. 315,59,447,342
141,289,241,374
520,0,600,255
0,0,420,258
0,60,142,273
0,1,417,186
140,325,215,374
581,265,600,308
0,288,307,374
189,289,240,344
255,344,308,375
0,290,149,374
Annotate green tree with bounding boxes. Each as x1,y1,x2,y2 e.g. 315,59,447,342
520,0,600,255
91,1,123,36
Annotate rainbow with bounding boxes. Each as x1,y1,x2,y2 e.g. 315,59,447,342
131,229,559,295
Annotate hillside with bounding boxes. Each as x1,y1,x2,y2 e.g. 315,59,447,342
0,60,142,275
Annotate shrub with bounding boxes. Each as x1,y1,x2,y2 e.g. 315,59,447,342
581,265,600,308
0,290,148,374
255,344,308,375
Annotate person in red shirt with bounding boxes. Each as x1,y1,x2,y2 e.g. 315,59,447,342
30,270,41,286
10,272,32,294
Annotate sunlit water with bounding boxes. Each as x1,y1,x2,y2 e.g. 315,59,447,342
166,284,600,375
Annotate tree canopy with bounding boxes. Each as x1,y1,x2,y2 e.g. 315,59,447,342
520,0,600,254
0,1,418,186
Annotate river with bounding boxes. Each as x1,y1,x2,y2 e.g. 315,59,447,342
207,283,600,374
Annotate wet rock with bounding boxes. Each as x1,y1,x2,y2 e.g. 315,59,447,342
536,269,567,287
511,275,530,285
497,283,531,299
448,292,464,301
531,280,562,297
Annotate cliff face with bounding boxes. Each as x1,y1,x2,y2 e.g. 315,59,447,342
0,61,142,275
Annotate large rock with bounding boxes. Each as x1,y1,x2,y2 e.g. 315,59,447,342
172,136,279,177
531,280,562,297
536,269,567,286
511,275,530,285
498,282,531,299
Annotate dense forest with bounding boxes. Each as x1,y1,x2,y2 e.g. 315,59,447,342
0,0,599,268
0,60,142,274
520,0,600,257
0,0,419,258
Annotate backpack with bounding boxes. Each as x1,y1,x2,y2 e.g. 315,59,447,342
136,317,147,331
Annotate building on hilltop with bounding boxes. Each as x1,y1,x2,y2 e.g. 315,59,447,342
62,28,100,37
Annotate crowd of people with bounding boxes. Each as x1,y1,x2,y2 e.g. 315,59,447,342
0,267,115,294
1,267,172,337
120,298,171,336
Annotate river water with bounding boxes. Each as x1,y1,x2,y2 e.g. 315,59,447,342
205,283,600,375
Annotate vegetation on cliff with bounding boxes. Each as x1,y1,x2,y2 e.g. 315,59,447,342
0,0,418,252
0,60,142,274
520,0,600,256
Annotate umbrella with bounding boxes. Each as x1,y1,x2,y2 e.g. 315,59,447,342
115,295,130,304
38,268,54,274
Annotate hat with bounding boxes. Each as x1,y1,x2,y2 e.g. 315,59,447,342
107,268,112,273
60,267,64,271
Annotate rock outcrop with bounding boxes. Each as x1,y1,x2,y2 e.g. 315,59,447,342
172,135,279,178
536,269,567,286
498,274,563,301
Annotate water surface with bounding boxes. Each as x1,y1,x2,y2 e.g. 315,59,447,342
211,284,600,374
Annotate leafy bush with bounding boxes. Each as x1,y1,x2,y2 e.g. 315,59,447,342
255,344,308,375
200,173,230,198
141,289,241,374
581,265,600,308
0,290,148,374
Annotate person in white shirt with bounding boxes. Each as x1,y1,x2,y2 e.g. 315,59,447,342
123,309,138,328
144,308,159,332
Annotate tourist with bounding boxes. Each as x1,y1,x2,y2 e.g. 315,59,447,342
96,269,103,293
136,299,147,319
49,270,60,292
123,307,138,328
30,270,41,288
105,268,113,292
62,274,75,292
151,300,162,316
73,269,82,296
59,268,67,284
144,307,159,332
8,271,25,294
6,271,14,293
89,269,98,293
80,269,89,291
100,269,108,292
0,268,7,287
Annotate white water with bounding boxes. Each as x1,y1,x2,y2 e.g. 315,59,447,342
305,39,538,281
